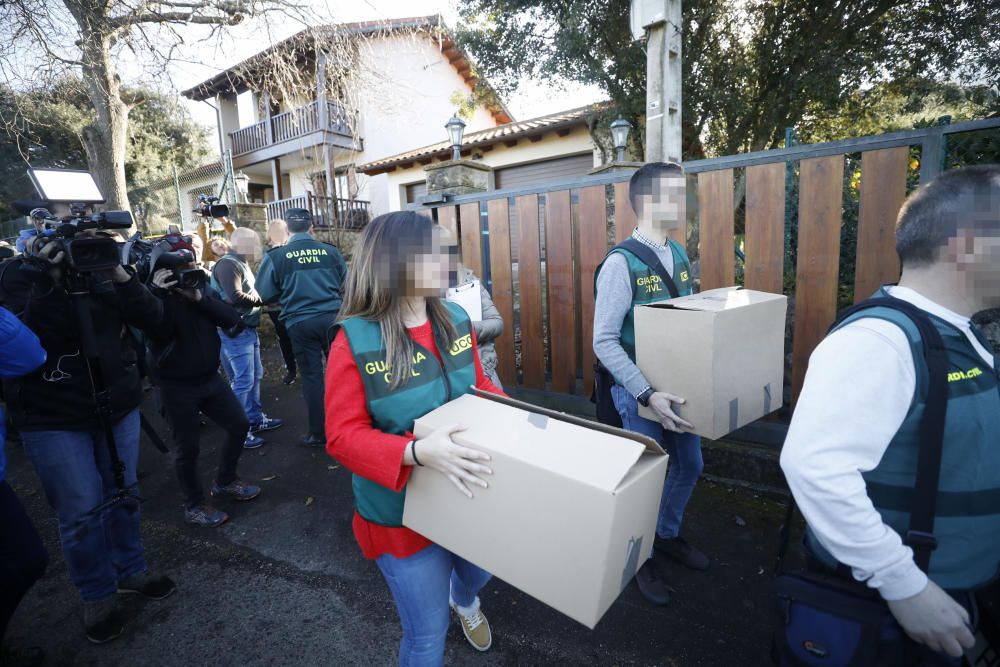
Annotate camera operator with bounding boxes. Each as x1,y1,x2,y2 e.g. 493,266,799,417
144,242,262,528
0,226,175,645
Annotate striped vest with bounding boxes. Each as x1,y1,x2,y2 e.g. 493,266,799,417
336,302,477,527
809,290,1000,591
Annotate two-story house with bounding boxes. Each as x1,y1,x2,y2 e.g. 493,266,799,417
180,15,512,227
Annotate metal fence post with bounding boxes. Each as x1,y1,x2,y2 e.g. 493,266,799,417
919,127,945,185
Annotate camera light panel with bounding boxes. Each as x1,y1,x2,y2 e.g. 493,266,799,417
27,169,106,204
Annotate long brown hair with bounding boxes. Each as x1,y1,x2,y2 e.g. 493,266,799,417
339,211,457,389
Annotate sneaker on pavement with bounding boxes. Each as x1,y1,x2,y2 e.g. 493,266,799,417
184,504,229,527
300,433,324,447
244,432,264,449
634,558,671,605
117,572,176,600
654,535,710,571
250,415,284,433
84,596,127,644
449,596,492,652
282,370,296,385
210,479,262,501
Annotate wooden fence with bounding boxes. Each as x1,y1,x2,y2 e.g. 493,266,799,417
419,117,1000,414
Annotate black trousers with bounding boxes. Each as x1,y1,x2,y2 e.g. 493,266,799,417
158,373,250,508
267,311,296,376
0,480,48,642
287,312,337,439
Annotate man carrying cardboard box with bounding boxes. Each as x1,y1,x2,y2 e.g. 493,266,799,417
593,162,709,606
781,165,1000,665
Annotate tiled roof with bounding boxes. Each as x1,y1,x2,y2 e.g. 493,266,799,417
358,104,604,175
180,15,513,125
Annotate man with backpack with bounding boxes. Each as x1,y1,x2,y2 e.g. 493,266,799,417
593,162,708,606
780,165,1000,665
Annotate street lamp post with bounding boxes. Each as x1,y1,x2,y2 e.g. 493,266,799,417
446,114,466,161
610,117,632,162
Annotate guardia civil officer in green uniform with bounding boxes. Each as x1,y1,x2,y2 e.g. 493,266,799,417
256,208,348,446
325,211,503,663
782,165,1000,665
593,162,707,608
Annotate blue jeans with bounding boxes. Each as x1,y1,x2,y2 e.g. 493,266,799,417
611,385,703,539
20,409,147,602
219,328,263,425
375,544,492,667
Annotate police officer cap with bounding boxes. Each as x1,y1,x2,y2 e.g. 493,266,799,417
285,208,312,225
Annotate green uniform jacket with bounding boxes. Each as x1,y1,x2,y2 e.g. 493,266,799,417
593,239,692,364
256,233,348,328
808,288,1000,592
333,302,478,527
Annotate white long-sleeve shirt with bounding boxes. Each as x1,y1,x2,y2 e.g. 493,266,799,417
780,286,995,601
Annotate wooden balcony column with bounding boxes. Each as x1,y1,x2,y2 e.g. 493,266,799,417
271,158,284,200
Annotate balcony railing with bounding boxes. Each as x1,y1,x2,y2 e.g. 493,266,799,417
230,101,355,157
266,192,370,231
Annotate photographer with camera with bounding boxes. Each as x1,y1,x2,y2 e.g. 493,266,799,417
210,228,283,448
143,239,262,527
0,215,175,645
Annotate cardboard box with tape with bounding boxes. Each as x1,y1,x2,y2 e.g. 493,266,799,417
635,286,787,440
402,390,668,629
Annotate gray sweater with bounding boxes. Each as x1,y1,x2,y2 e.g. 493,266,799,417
593,231,676,398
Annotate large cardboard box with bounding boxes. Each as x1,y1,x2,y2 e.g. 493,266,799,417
403,391,668,629
635,286,787,440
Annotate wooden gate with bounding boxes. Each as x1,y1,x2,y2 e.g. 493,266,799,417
419,117,1000,415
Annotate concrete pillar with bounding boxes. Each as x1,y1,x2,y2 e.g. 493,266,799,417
217,94,241,154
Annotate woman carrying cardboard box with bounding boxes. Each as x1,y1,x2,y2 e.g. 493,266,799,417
325,211,503,666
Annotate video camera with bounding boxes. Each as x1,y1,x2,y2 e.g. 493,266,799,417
124,234,207,290
193,193,229,219
23,169,132,273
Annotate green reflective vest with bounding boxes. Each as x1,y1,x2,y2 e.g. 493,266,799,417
594,239,692,363
210,254,262,327
808,289,1000,591
336,302,477,527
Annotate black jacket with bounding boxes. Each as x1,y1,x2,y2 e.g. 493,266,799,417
144,285,241,383
0,258,163,431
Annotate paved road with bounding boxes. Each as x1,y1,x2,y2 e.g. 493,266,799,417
4,370,785,666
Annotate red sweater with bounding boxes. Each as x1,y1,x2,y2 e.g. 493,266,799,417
325,319,503,560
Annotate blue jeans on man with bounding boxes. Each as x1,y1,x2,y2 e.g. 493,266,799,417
376,544,491,666
19,409,146,602
218,328,264,425
611,385,703,540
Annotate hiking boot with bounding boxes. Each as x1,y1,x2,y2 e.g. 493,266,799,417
184,504,229,527
250,415,284,434
244,432,264,449
117,572,176,600
282,370,296,385
654,535,710,571
210,479,261,502
300,434,324,447
634,559,671,605
449,596,492,652
83,597,127,644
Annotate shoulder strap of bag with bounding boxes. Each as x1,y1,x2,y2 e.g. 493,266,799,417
777,296,949,575
616,238,680,299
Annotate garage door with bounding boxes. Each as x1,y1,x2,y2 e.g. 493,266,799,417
494,153,594,190
405,181,427,204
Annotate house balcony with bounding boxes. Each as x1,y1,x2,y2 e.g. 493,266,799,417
266,192,371,231
228,100,362,169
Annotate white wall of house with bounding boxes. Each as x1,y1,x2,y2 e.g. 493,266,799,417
354,34,498,167
206,30,503,218
381,125,598,211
